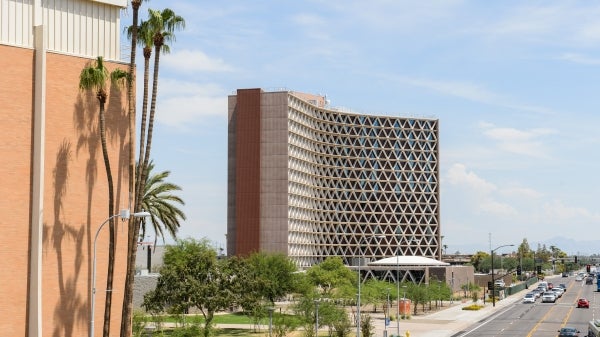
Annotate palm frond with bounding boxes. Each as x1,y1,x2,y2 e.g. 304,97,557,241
137,160,186,243
111,69,130,89
79,56,109,92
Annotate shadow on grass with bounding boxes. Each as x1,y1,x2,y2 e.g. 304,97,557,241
150,328,265,336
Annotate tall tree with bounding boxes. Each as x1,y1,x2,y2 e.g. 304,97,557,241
136,8,185,211
125,11,185,335
121,0,145,335
137,160,186,241
143,239,245,337
245,252,297,304
131,19,154,184
79,56,128,337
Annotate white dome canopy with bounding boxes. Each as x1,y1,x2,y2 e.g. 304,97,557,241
369,256,449,266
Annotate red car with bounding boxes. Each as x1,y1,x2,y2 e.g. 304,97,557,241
577,298,590,308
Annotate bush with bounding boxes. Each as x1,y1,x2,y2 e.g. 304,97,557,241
462,304,483,311
360,314,375,337
471,291,479,303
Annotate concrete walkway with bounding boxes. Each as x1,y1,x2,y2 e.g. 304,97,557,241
146,280,537,337
370,280,546,337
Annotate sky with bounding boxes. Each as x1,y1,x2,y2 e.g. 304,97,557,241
120,1,600,255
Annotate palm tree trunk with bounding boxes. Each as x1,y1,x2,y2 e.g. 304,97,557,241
136,49,151,189
121,2,141,336
137,44,162,209
98,95,116,337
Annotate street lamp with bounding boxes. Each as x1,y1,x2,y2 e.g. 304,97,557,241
491,244,514,307
396,255,400,337
357,235,384,337
395,236,415,337
90,209,150,337
314,300,319,337
268,307,274,337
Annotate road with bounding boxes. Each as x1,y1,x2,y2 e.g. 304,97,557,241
457,276,599,337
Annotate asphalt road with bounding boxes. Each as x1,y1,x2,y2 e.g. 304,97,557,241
458,276,598,337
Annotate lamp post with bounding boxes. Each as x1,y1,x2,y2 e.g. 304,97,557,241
314,300,319,337
90,209,150,337
396,255,400,337
491,244,514,307
357,235,384,337
385,288,390,336
268,307,274,337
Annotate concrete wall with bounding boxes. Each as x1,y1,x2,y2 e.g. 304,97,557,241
133,275,159,310
430,265,475,293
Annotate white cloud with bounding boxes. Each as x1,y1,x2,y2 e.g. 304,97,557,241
388,75,555,116
481,3,600,47
559,53,600,65
479,123,557,158
541,199,600,223
401,77,501,105
445,163,516,216
501,186,543,199
480,199,516,216
446,163,496,194
155,79,228,128
162,49,234,73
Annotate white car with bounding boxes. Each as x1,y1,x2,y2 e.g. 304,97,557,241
552,287,564,298
542,291,556,303
576,276,583,282
523,293,536,303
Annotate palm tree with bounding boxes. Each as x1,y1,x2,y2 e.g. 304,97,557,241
137,160,186,242
128,19,154,179
121,1,146,335
79,56,128,337
136,8,185,212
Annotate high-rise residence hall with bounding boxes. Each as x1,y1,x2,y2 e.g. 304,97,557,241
0,1,131,336
228,88,440,268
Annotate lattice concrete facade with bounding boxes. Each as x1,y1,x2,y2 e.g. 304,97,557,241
228,88,440,269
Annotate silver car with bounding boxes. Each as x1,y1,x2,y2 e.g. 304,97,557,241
523,293,536,303
542,291,556,303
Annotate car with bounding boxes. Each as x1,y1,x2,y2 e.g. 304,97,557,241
577,298,590,308
552,287,564,298
562,272,569,277
586,277,594,285
559,283,567,291
576,275,583,281
523,293,536,303
557,327,580,337
547,282,554,289
494,280,505,287
531,288,542,298
542,291,556,303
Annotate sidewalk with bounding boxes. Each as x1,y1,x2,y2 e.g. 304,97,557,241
145,282,536,337
372,282,539,337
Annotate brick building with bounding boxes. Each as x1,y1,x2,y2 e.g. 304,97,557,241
0,1,132,336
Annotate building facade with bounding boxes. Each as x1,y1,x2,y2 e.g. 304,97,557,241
0,1,131,336
228,88,440,268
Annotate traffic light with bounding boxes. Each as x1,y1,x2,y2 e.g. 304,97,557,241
517,265,522,275
587,264,591,273
575,256,578,263
488,281,493,290
536,265,542,274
